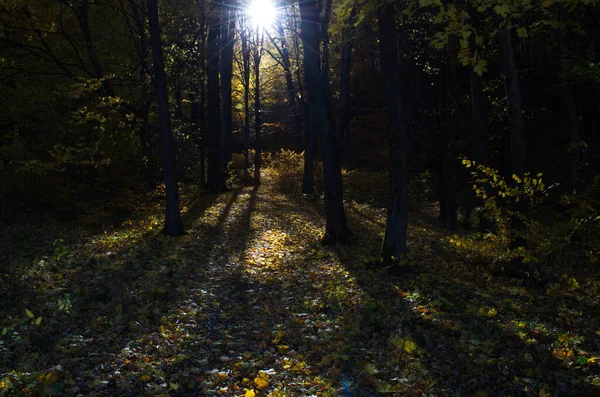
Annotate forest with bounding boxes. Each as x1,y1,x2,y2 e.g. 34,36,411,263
1,0,600,395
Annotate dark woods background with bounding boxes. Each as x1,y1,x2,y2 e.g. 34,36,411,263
1,0,599,259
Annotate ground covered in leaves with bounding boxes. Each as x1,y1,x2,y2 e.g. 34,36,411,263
1,165,600,396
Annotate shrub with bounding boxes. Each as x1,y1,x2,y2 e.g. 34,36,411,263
450,160,600,280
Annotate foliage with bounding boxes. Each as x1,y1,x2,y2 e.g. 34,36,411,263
451,160,600,280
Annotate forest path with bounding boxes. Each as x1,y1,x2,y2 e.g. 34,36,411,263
3,168,599,396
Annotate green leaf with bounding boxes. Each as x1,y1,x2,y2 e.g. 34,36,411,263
35,316,43,325
25,309,35,319
1,327,7,336
576,356,588,365
474,59,488,76
493,4,510,18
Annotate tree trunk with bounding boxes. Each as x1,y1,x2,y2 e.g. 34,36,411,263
220,6,235,168
147,0,183,236
559,6,581,190
498,28,526,177
241,18,251,177
338,7,356,170
378,1,408,261
470,69,493,231
300,0,350,244
498,28,526,250
253,27,263,183
206,11,226,191
130,0,155,190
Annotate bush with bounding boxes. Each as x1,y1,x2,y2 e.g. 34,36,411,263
450,160,600,280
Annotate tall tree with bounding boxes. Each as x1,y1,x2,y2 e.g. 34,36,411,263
206,5,227,192
559,6,582,190
337,5,357,170
130,0,156,190
147,0,183,236
240,14,252,178
378,0,408,261
253,25,265,183
220,0,235,168
299,0,350,244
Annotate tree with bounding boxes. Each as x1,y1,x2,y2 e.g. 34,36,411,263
206,4,227,192
253,25,265,183
239,14,252,178
378,0,408,261
220,0,235,169
337,5,357,170
299,0,350,244
147,0,183,236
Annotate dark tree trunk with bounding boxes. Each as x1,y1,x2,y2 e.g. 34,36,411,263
241,18,251,177
300,0,350,244
498,28,527,250
338,7,356,170
435,69,457,231
220,6,235,168
499,28,526,177
199,1,207,187
130,0,155,190
470,69,494,231
559,7,581,190
471,71,488,166
253,27,263,183
206,11,226,191
147,0,183,236
378,1,408,261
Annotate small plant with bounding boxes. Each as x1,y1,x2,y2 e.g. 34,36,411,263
52,238,68,261
452,160,599,279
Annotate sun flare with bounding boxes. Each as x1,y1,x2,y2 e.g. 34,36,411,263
247,0,277,29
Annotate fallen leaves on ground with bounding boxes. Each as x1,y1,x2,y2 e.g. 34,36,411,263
1,167,599,396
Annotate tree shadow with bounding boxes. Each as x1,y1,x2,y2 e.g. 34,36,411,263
322,207,600,396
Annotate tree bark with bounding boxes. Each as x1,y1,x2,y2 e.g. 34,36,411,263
559,6,581,190
378,1,408,261
147,0,183,236
130,0,155,190
220,5,235,168
498,28,526,177
338,7,356,170
253,27,263,183
206,10,226,191
241,17,251,177
299,0,350,244
498,27,527,250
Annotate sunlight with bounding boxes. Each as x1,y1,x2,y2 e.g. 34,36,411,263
247,0,277,30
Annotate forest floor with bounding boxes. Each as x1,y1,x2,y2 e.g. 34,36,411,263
1,164,600,396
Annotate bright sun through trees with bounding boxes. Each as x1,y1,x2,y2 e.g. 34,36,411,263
246,0,277,29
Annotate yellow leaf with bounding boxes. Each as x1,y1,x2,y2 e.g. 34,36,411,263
254,372,269,390
516,27,528,38
139,375,151,382
25,309,35,319
170,382,180,390
245,389,256,397
404,339,417,354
